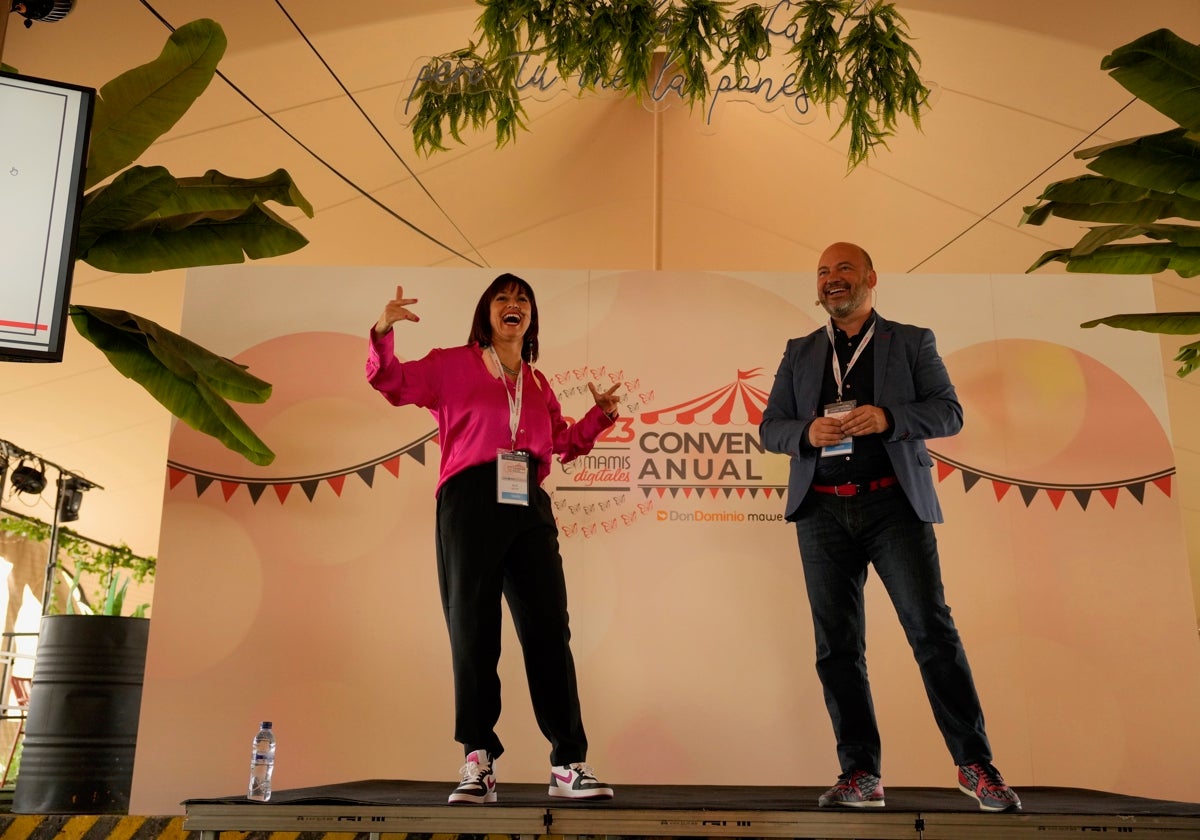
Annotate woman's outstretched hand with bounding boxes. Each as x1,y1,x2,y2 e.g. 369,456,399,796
589,381,622,419
375,285,420,334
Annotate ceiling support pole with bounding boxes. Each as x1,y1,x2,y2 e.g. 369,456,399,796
650,52,665,271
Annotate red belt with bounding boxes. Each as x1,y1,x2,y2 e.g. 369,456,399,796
811,476,898,497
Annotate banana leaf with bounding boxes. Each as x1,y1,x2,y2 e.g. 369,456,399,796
86,19,227,189
70,306,275,465
1081,312,1200,334
1021,174,1200,224
1078,129,1200,200
1081,313,1200,377
1027,242,1200,276
76,166,179,255
77,165,311,272
1073,223,1200,252
1101,29,1200,131
81,203,308,273
162,169,314,218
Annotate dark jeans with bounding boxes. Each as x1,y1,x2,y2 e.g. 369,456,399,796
435,460,588,766
793,485,991,776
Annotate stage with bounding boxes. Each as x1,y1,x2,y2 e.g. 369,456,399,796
183,779,1200,839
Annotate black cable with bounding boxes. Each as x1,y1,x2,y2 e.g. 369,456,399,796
908,97,1137,272
136,1,485,267
273,0,488,267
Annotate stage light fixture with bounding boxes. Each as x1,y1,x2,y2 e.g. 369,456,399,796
11,460,47,495
57,476,89,523
10,1,76,28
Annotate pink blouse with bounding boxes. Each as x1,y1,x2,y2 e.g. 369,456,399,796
366,328,613,493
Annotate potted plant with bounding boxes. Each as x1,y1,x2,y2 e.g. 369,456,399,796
0,514,155,812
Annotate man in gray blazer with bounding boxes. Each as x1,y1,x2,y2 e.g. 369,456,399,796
759,242,1020,813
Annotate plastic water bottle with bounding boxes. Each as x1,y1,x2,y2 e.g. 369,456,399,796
247,721,275,801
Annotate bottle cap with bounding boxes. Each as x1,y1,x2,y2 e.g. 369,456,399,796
261,721,272,728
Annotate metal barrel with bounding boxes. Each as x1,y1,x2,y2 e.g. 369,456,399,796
12,614,150,814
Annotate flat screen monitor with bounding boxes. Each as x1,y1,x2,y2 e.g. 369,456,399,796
0,71,95,362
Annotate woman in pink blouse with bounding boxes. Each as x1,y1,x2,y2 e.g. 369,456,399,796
367,273,621,805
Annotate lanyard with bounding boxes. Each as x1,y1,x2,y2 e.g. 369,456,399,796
825,319,875,402
487,345,523,449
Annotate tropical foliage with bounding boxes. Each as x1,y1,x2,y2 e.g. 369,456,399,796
1021,28,1200,376
408,0,930,169
2,18,312,463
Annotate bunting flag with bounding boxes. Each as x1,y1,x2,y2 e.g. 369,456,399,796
166,431,439,504
639,485,785,499
930,450,1174,510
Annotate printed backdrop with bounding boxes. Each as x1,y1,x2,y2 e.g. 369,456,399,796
130,267,1200,813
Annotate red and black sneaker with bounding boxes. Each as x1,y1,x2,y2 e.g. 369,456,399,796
817,769,885,808
957,761,1021,812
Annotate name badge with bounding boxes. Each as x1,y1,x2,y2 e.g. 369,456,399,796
497,449,530,505
821,399,855,457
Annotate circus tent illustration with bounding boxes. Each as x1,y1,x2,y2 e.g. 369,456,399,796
640,368,770,426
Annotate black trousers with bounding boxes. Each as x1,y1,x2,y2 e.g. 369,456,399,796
435,460,588,766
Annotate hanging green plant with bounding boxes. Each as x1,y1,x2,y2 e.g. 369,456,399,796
0,515,156,617
408,0,930,169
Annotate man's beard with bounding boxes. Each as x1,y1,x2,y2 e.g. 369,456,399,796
821,285,868,319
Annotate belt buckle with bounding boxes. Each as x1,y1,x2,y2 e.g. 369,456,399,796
834,483,858,497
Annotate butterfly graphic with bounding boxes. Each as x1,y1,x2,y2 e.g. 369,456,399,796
590,365,606,380
621,512,638,525
569,503,581,514
553,496,567,509
613,494,626,505
638,500,655,515
640,391,655,403
608,370,624,383
573,366,589,380
601,519,618,532
582,523,598,538
562,522,579,537
599,499,612,510
624,378,640,391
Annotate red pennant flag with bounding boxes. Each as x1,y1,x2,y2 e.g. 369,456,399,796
382,456,401,478
1153,476,1172,497
992,480,1011,501
1046,489,1066,510
936,460,955,482
1100,487,1121,508
220,481,240,501
735,487,747,498
327,475,346,497
273,484,293,503
168,468,188,489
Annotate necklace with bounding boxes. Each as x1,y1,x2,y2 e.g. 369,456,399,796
500,361,521,378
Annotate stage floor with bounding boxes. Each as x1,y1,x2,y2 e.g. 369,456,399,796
183,779,1200,839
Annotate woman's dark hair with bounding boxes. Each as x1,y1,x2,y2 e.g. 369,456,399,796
467,273,540,363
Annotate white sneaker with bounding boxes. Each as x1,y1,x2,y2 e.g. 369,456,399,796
448,750,497,804
548,762,614,799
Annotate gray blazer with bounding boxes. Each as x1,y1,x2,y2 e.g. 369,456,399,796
759,313,962,523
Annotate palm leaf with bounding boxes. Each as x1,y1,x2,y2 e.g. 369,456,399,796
69,306,275,465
